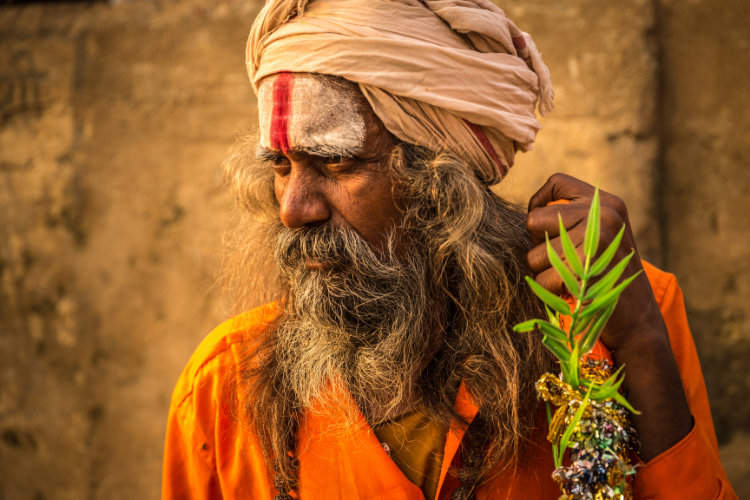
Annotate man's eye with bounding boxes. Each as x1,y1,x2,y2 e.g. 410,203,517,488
269,155,291,174
324,156,354,172
326,156,345,164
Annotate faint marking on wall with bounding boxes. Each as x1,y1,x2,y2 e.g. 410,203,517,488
0,159,32,172
0,50,48,123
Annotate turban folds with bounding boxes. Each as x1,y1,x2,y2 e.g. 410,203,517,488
247,0,553,185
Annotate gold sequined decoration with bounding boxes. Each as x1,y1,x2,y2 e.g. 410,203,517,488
536,359,639,500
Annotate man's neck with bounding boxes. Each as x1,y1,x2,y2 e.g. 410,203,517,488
361,391,422,424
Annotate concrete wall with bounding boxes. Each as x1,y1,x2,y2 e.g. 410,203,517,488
0,1,747,498
658,0,750,487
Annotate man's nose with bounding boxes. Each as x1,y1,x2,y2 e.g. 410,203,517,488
277,169,330,228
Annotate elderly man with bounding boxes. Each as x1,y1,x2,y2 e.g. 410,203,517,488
162,1,736,498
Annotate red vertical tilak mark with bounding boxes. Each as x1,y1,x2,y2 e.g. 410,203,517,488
270,72,294,153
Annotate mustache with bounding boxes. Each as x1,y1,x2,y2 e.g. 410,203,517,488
274,224,389,273
273,222,427,333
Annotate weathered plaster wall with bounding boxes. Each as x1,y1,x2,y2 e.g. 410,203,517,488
0,1,747,498
1,3,259,498
658,0,750,488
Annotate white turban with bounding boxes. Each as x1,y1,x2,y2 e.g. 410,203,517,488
247,0,553,185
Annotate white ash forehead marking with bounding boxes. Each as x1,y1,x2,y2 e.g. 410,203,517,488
257,74,366,157
257,80,274,149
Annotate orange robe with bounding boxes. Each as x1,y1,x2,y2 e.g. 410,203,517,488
162,262,737,499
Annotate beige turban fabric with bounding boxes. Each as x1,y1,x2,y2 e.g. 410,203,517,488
247,0,553,185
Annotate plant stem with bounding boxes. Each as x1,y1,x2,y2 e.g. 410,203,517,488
567,254,591,348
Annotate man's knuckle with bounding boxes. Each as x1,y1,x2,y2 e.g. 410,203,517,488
548,172,567,184
527,247,545,270
607,196,628,218
526,210,543,231
538,271,562,294
526,251,537,270
599,206,623,228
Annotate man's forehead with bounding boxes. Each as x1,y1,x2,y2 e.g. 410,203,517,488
257,73,367,157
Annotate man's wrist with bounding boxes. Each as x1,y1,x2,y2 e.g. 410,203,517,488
610,321,672,365
610,323,693,461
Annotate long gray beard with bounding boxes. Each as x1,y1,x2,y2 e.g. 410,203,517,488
274,224,440,421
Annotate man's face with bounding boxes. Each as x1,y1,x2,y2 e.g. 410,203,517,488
256,73,402,267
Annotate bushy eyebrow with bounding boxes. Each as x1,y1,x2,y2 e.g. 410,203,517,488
301,143,361,158
255,144,362,162
255,147,280,162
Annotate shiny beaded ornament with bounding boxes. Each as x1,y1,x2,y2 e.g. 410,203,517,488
538,360,638,499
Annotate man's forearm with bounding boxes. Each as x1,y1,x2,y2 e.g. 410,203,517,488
613,321,693,462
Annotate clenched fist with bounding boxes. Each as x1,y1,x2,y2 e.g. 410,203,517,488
526,173,658,353
525,173,692,461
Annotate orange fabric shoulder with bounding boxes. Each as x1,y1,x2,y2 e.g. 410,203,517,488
169,303,281,410
162,303,281,500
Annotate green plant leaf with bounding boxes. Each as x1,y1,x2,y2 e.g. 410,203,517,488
552,440,561,468
542,331,569,349
543,335,572,363
566,343,580,388
603,369,627,396
592,385,621,401
582,293,618,319
580,370,639,413
559,215,583,276
589,225,626,277
581,365,625,400
545,305,560,327
578,271,641,319
609,390,640,415
546,401,560,467
538,321,569,344
584,251,634,301
513,319,541,333
579,301,617,353
606,364,626,383
525,276,571,316
571,312,595,336
547,234,580,296
583,187,601,260
559,388,591,455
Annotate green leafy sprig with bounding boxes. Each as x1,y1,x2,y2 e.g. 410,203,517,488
514,187,642,414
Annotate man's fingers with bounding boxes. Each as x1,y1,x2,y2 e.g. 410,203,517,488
527,173,596,212
526,174,636,298
527,225,586,272
532,268,565,296
526,204,589,245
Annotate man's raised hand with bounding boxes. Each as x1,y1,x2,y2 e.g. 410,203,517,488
525,173,693,461
526,173,658,353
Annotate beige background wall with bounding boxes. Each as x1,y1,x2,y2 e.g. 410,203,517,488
1,1,748,498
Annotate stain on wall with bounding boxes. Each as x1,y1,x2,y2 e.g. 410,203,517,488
0,50,48,123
